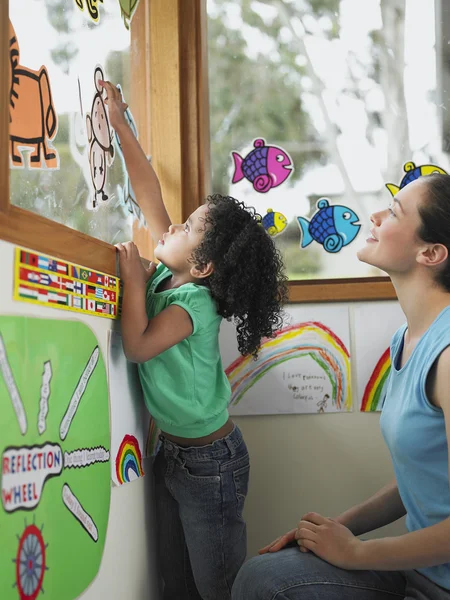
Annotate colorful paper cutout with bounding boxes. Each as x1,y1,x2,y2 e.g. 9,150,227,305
114,85,146,226
9,21,59,170
74,0,104,24
86,66,115,210
0,316,110,600
297,198,360,253
118,0,141,29
231,138,293,193
14,248,120,319
261,209,288,237
385,161,448,196
115,434,144,484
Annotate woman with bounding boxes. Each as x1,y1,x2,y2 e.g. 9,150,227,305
232,174,450,599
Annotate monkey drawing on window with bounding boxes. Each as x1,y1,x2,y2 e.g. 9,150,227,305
9,21,59,170
86,66,114,209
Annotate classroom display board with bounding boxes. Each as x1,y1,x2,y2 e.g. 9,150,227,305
0,316,111,600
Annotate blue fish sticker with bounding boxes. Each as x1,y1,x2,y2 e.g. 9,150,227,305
297,199,360,253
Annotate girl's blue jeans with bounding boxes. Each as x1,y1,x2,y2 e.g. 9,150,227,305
153,424,249,600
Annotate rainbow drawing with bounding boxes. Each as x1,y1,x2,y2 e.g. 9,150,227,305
115,434,144,484
360,347,391,412
225,321,351,411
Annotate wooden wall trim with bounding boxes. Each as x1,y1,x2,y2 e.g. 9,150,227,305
288,278,396,303
149,0,183,225
149,0,210,224
179,0,211,214
198,0,212,198
131,0,153,259
148,0,210,222
0,206,116,273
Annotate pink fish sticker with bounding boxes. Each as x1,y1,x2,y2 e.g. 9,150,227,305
231,138,293,193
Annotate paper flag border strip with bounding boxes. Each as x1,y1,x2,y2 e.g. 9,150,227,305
13,247,120,320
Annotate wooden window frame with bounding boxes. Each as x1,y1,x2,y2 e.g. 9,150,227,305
0,0,395,302
0,0,207,275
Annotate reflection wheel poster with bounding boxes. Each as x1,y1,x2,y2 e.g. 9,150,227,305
0,316,111,600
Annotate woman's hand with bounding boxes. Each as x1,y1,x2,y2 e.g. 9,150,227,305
116,242,156,287
258,529,298,554
99,80,128,131
295,512,363,569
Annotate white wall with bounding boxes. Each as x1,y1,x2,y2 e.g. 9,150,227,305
232,299,407,558
0,240,161,600
235,412,406,558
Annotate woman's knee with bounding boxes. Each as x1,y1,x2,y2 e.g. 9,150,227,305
231,548,406,600
231,548,314,600
232,554,272,600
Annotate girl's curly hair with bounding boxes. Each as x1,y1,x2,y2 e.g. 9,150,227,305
191,193,288,357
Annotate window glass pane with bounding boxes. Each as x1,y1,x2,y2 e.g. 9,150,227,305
207,0,449,280
9,0,140,245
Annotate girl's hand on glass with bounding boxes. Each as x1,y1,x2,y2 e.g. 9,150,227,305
99,80,128,130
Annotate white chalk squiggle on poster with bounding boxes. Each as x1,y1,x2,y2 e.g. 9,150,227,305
64,446,110,468
0,334,27,435
60,346,99,440
62,483,98,542
38,361,52,435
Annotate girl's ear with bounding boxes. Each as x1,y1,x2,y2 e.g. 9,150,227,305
190,261,214,279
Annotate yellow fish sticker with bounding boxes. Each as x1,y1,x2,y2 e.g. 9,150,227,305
262,209,288,237
386,161,447,196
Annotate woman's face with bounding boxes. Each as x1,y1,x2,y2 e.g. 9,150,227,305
357,179,427,276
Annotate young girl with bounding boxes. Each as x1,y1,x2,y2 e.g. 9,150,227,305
101,81,288,600
232,173,450,600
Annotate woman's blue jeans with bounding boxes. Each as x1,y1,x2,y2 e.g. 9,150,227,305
231,547,450,599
